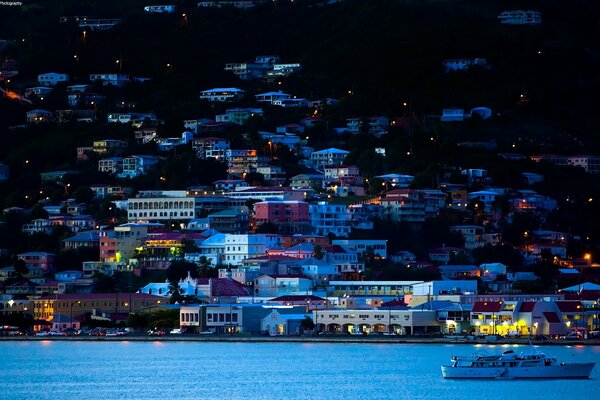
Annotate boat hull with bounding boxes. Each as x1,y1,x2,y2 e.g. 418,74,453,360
441,363,595,379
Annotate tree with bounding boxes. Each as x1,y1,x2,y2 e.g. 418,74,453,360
312,244,325,260
73,186,95,204
255,222,278,234
126,312,151,329
13,259,28,277
166,260,198,281
196,256,215,278
168,280,184,304
300,316,315,332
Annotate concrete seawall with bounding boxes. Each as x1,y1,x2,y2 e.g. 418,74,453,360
1,335,599,345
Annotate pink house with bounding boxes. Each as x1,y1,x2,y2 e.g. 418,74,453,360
253,200,310,234
17,252,56,272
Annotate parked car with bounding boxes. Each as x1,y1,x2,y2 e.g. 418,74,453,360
561,332,582,340
147,329,167,336
170,328,182,335
36,330,50,337
88,328,105,336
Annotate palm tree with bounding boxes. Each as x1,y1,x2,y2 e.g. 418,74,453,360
312,244,325,260
168,280,183,304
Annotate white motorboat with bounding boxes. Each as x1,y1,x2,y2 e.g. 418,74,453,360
441,349,595,379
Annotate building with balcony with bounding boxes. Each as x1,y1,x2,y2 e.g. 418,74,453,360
309,202,351,237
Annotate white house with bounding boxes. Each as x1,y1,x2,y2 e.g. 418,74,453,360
127,194,196,222
309,148,350,168
255,91,292,104
498,10,542,25
118,155,159,179
98,157,124,174
261,310,309,336
441,108,466,122
144,5,176,13
89,73,130,87
192,137,230,160
200,88,245,102
38,73,69,86
198,233,282,267
24,86,53,98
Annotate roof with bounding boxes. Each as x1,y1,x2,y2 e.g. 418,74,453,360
18,252,55,257
269,295,325,302
209,278,250,297
518,301,536,312
202,88,243,93
472,301,503,313
245,254,298,262
36,293,165,301
555,301,583,313
312,147,349,155
380,299,408,308
560,282,600,292
543,312,561,323
256,92,291,96
63,231,100,242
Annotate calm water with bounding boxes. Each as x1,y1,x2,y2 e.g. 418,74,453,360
1,341,599,400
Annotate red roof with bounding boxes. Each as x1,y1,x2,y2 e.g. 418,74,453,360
209,278,250,297
245,254,298,262
556,301,584,313
472,301,503,313
543,312,561,323
324,245,348,253
519,301,536,312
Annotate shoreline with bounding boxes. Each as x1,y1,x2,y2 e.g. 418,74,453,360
1,336,599,345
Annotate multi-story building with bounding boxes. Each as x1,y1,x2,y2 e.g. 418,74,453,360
199,88,245,102
92,139,128,155
314,308,440,335
253,200,310,234
118,155,159,179
21,215,96,234
98,157,124,174
127,195,197,222
38,72,69,86
331,239,387,259
89,73,130,86
254,274,312,297
450,225,501,250
289,174,324,189
208,209,250,233
566,155,600,174
17,252,56,272
215,108,263,125
309,202,351,237
255,165,286,185
226,149,268,175
380,189,427,223
498,10,542,25
32,293,165,322
310,148,350,169
442,58,490,73
144,5,176,13
192,137,230,160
